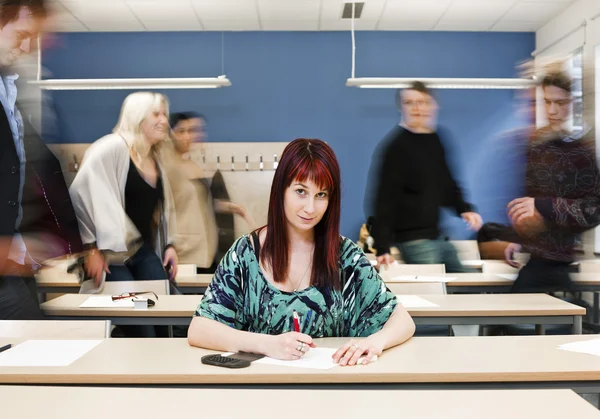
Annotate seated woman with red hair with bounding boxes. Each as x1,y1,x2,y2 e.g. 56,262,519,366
188,138,415,366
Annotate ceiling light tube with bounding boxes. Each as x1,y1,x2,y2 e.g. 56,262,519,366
29,76,232,90
346,77,536,89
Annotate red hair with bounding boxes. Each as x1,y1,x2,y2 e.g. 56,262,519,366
259,139,341,290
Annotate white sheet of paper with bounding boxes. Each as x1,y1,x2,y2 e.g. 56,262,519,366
389,275,456,283
396,295,439,308
0,340,102,367
79,296,134,308
497,274,518,280
558,338,600,356
79,272,106,294
254,348,338,370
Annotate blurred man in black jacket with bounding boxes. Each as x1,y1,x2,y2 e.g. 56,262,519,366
366,81,482,272
0,0,82,319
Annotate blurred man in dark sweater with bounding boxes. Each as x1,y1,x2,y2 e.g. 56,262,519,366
506,71,600,292
366,81,482,272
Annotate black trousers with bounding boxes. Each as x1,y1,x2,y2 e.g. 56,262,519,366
511,258,573,293
0,271,43,320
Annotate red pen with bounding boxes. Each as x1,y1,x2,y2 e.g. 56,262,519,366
293,310,300,333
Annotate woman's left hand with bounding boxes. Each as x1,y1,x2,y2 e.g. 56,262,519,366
332,337,383,366
163,247,179,281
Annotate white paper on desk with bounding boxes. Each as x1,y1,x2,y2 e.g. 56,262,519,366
390,275,456,283
0,340,102,367
396,295,439,308
79,272,106,294
79,295,134,308
222,349,377,370
255,348,338,370
497,274,518,280
558,338,600,356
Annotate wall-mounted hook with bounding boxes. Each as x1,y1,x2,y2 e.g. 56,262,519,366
273,154,278,169
260,154,264,171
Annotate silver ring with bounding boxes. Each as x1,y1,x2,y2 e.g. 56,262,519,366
296,342,303,352
351,344,358,350
300,342,306,352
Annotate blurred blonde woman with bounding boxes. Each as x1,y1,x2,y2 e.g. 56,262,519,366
70,92,178,290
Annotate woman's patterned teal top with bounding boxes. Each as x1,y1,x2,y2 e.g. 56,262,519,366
194,235,397,337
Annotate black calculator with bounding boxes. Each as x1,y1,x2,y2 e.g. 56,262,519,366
201,354,251,369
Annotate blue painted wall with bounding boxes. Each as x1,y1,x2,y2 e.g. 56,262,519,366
42,31,535,240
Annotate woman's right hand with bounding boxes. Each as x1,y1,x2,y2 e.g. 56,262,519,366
264,332,316,360
84,250,110,287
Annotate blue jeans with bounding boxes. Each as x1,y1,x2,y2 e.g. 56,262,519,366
106,244,168,337
106,244,167,282
396,239,474,273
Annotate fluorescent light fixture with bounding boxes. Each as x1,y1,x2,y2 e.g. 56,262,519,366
346,77,536,89
29,76,232,90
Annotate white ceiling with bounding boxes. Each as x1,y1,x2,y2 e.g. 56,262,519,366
51,0,578,32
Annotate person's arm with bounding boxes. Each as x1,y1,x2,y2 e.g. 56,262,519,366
436,134,482,230
535,195,600,232
332,240,415,366
366,137,405,257
437,135,473,215
188,237,314,360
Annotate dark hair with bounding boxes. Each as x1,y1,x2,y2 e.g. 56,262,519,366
0,0,47,27
541,71,572,94
395,81,433,108
259,138,342,290
169,111,205,129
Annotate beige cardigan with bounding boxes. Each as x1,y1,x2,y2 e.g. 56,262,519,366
162,147,218,268
69,134,177,261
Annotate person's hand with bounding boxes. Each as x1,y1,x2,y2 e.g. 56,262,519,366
163,246,179,281
264,332,316,360
332,337,383,366
507,197,545,236
229,203,247,218
84,250,110,287
461,212,483,231
504,243,522,268
376,253,395,270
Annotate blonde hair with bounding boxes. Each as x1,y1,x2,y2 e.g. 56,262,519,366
113,92,170,154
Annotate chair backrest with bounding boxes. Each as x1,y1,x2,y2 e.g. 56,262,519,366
482,261,520,274
176,264,197,279
380,263,446,278
100,280,170,296
0,320,111,339
386,282,446,295
578,261,600,273
450,240,481,260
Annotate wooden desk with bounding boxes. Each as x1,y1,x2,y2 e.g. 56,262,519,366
35,275,80,300
2,336,600,392
2,386,598,419
0,320,110,339
40,293,585,333
447,273,600,293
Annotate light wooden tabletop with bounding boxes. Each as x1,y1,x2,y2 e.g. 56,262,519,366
40,293,584,318
41,294,201,317
38,272,600,291
1,335,600,385
2,386,598,419
0,320,110,339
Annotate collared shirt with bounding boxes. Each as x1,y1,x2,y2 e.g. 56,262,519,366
0,74,26,265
